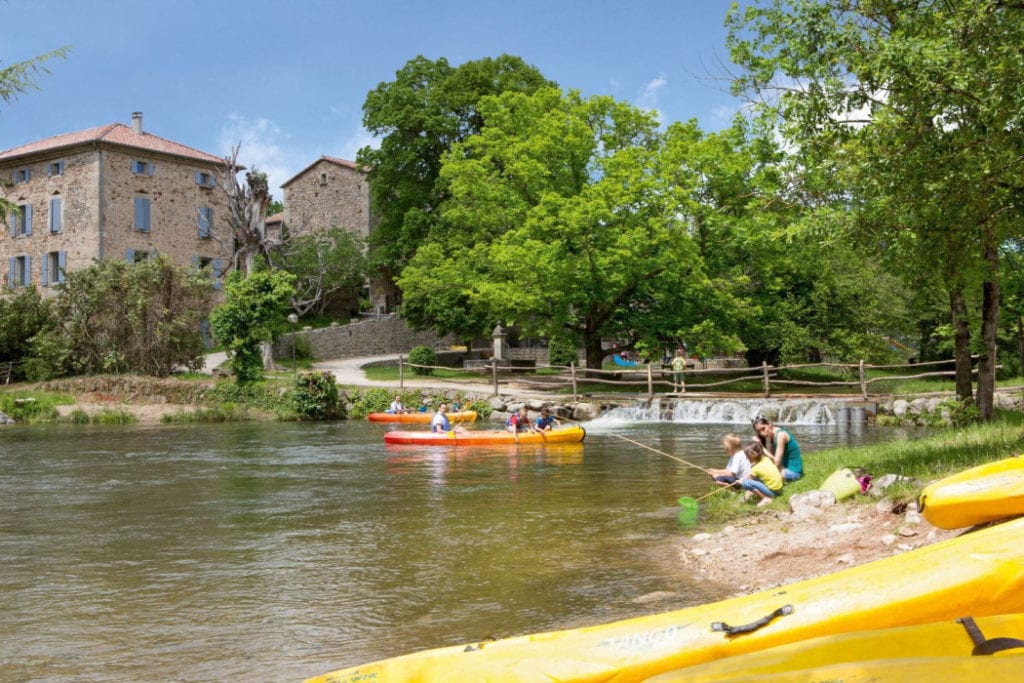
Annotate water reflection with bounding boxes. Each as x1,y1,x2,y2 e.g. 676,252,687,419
0,419,917,681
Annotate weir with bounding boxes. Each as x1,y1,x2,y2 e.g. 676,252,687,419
599,397,875,425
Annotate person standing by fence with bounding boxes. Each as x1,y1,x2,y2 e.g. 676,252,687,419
671,349,687,393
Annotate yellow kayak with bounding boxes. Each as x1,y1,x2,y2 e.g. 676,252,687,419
649,654,1024,683
919,455,1024,529
368,410,477,424
645,613,1024,682
305,517,1024,683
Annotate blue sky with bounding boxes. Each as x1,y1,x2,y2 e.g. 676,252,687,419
3,0,743,197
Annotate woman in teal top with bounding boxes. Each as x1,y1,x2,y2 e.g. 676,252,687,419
752,415,803,482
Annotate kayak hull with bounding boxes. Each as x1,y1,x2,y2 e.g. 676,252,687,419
383,426,586,446
919,455,1024,529
646,613,1024,682
368,410,477,424
306,516,1024,683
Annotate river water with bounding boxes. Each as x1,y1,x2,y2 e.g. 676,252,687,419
0,417,911,681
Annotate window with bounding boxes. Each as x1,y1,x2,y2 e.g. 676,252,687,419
47,161,65,177
8,204,32,237
131,160,154,176
42,250,66,286
195,171,216,188
11,168,30,184
196,256,224,290
198,206,213,238
319,172,328,185
8,255,30,288
133,196,151,232
126,249,150,264
49,198,62,233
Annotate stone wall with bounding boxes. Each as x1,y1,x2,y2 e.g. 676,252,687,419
282,158,372,240
275,313,457,360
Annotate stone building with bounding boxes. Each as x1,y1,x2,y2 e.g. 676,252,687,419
1,112,230,291
280,156,372,240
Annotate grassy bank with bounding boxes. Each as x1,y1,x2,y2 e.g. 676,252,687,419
700,412,1024,525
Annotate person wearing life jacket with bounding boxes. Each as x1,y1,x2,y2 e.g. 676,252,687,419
506,406,535,443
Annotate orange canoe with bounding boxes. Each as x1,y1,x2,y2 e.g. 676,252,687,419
383,425,586,446
367,410,477,424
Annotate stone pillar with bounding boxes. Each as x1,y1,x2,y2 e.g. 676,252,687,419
493,324,506,361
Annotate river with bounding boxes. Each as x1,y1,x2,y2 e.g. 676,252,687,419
0,417,913,681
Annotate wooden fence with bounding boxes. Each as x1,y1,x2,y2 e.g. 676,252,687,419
397,355,970,399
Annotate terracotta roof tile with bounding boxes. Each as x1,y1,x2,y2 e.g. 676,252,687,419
265,211,284,224
0,122,224,165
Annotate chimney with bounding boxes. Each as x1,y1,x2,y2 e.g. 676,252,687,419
131,112,143,134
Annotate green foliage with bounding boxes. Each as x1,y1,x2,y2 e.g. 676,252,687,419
547,336,580,367
359,54,555,278
161,405,252,423
91,410,137,425
465,399,493,420
0,287,54,380
348,387,396,417
290,371,341,420
209,269,296,383
407,345,436,375
0,392,70,422
35,255,215,378
280,227,367,316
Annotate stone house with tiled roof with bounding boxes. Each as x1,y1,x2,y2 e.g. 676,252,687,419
1,112,230,291
279,156,373,241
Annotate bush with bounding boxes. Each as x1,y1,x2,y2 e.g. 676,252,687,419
547,336,579,367
290,371,341,420
408,345,436,376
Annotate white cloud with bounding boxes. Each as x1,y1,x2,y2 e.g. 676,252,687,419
216,114,303,191
335,125,379,162
636,74,668,122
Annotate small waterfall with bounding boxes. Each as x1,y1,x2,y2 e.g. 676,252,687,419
597,398,856,425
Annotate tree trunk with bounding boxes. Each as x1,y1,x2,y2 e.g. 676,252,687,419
584,335,605,374
950,285,973,402
261,341,278,371
976,239,1000,421
1017,314,1024,379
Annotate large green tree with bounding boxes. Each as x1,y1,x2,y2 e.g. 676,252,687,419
400,88,730,369
358,54,554,284
728,0,1024,419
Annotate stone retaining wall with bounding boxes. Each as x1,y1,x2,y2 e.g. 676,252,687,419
275,314,457,360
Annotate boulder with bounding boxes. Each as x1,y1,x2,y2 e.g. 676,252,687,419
572,402,602,421
788,490,837,518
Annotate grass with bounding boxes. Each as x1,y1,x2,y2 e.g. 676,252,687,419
698,410,1024,526
162,404,253,423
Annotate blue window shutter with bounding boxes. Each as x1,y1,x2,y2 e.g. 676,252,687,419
148,163,155,176
126,248,135,263
134,198,151,232
7,257,14,289
209,175,216,187
8,212,14,238
23,255,30,285
195,172,202,184
213,258,223,290
41,253,48,287
58,251,67,283
50,198,62,233
24,205,32,235
191,255,199,269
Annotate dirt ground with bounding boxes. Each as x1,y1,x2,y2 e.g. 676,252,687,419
675,498,963,594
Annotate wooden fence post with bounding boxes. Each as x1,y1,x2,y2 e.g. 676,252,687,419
859,359,868,400
762,361,771,398
398,354,404,391
647,363,654,399
492,358,499,396
571,362,578,400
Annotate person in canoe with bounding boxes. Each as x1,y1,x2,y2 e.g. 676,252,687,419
706,433,750,488
430,403,468,434
751,415,804,483
534,407,561,432
387,395,407,414
739,440,784,507
506,406,536,443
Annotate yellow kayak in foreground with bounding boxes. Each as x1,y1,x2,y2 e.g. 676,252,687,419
919,455,1024,529
305,517,1024,683
645,613,1024,681
650,654,1024,683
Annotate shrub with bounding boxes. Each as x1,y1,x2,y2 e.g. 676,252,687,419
291,371,341,420
547,336,579,367
408,345,436,375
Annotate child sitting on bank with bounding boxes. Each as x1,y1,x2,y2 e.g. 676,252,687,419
740,440,784,507
706,433,750,488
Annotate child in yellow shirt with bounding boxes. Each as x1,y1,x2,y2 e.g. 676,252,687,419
740,440,784,507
